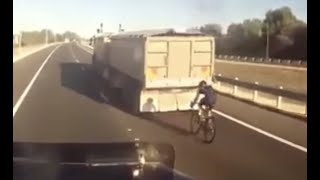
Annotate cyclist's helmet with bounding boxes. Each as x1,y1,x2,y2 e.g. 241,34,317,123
198,80,207,88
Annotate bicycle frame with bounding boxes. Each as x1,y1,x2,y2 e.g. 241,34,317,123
198,106,214,119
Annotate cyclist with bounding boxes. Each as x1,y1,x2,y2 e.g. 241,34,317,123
190,80,217,120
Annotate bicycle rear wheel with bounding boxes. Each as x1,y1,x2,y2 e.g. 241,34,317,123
202,117,216,143
190,111,201,134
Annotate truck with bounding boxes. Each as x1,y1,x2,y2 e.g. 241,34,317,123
92,29,215,113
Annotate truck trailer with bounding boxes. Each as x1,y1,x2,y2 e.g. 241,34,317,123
92,29,215,113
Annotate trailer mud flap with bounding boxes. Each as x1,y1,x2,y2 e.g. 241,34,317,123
140,90,159,112
140,89,202,112
102,68,109,80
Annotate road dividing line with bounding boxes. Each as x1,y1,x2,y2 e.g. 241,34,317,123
70,44,81,63
13,45,62,118
211,109,307,153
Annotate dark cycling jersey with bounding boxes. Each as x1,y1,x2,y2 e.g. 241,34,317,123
199,85,217,104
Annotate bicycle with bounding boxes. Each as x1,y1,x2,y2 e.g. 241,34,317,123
190,104,216,143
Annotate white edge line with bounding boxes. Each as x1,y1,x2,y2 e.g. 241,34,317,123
172,169,195,180
13,44,62,118
211,109,307,153
75,42,307,153
159,166,195,180
13,43,61,63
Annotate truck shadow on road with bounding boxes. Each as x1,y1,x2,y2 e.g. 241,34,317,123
60,62,191,136
60,62,105,103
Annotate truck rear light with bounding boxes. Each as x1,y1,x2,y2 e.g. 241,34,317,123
147,68,157,80
201,66,210,76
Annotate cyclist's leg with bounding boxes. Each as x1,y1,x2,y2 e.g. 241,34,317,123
207,102,215,118
198,98,206,119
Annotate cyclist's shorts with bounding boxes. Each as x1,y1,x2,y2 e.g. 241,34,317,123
199,97,215,109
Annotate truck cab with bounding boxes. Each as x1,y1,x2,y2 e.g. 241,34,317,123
92,32,113,76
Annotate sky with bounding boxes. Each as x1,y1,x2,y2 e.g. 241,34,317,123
13,0,307,38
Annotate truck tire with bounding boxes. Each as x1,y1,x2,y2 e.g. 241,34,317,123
91,54,99,74
123,81,140,115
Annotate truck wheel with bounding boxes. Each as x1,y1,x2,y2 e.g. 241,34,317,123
130,90,140,115
123,83,140,115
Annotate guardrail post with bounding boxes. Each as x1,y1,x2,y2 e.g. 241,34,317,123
277,86,283,109
217,74,222,87
253,82,259,102
233,77,238,95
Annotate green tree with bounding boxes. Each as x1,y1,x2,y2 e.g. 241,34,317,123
242,18,263,38
62,31,80,41
263,6,298,36
21,30,46,45
186,26,201,33
55,33,64,42
200,23,222,36
227,23,244,37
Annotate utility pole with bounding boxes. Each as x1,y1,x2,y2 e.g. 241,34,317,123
19,31,22,49
266,23,269,59
45,29,48,44
118,24,124,32
100,23,103,33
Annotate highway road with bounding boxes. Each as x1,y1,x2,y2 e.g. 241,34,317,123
13,43,307,180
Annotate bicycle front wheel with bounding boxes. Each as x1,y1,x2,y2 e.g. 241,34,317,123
190,111,201,134
202,117,216,143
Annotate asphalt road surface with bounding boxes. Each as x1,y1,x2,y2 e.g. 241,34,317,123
13,43,307,180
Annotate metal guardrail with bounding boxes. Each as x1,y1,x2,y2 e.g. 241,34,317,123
215,55,307,68
214,74,307,116
215,76,306,101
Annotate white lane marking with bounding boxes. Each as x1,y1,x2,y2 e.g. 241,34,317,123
127,128,132,132
172,168,195,180
158,166,195,179
134,138,140,141
70,45,80,63
80,43,94,50
13,45,62,118
216,59,307,71
99,92,110,103
75,42,307,153
76,44,93,54
211,109,307,153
